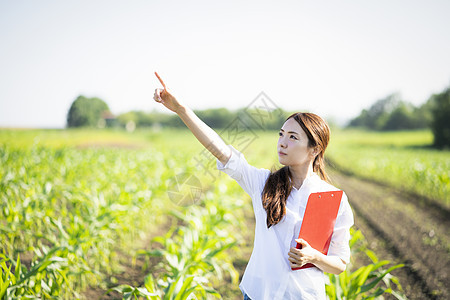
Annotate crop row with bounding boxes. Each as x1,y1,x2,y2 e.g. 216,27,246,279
0,141,171,298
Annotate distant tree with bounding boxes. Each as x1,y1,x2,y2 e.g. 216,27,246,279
430,87,450,148
195,108,234,128
116,110,183,128
347,109,369,128
414,97,434,128
117,111,139,126
236,107,287,130
67,95,110,128
348,93,401,130
348,92,436,131
382,102,416,130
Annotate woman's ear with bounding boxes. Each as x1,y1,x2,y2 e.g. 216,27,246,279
310,146,320,158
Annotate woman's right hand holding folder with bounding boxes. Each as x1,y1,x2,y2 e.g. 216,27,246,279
288,238,346,274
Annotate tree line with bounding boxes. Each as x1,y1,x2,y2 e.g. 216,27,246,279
347,87,449,148
115,107,291,131
67,86,450,148
67,97,291,131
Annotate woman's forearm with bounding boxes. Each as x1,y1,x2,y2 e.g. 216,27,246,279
153,72,231,165
289,239,347,275
312,253,346,275
176,105,231,165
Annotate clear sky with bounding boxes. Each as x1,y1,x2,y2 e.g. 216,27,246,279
1,0,449,128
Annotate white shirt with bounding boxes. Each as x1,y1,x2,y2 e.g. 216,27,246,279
216,145,354,300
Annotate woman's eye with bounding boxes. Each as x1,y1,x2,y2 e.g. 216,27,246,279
278,132,282,136
290,135,297,140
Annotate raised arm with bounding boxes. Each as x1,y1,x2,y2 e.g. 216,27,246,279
153,72,231,165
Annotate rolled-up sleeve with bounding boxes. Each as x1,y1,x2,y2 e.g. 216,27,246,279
216,145,270,209
327,192,354,264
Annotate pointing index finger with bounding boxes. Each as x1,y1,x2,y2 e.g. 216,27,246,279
154,72,167,89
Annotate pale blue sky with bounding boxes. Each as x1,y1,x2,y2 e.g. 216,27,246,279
1,0,449,128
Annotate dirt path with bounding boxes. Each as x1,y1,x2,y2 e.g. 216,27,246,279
329,169,450,299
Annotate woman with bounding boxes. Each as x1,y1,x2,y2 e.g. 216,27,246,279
153,72,354,300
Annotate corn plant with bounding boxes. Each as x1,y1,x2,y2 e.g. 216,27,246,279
0,246,85,299
108,273,220,300
108,274,159,300
111,228,230,299
0,137,169,297
112,188,241,299
326,229,406,300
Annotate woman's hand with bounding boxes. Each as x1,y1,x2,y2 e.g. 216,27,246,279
153,72,183,113
288,238,347,274
152,71,231,164
288,239,319,269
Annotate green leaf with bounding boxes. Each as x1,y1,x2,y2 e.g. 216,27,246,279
364,249,378,263
174,276,195,300
109,284,134,294
0,264,11,299
360,264,404,293
14,255,21,283
136,287,158,297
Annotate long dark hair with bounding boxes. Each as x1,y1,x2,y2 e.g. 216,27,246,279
262,112,330,228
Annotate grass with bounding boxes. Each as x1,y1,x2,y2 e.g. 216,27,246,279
327,129,449,206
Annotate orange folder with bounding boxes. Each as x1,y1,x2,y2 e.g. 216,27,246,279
292,190,343,271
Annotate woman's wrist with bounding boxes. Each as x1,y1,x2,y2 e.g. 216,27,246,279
175,103,187,115
313,253,346,274
310,249,322,265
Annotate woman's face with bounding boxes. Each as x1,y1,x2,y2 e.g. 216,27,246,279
277,118,316,167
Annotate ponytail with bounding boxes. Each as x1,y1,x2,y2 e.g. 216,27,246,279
313,152,329,182
262,166,293,228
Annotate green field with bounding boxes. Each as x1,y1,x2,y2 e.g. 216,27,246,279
327,129,450,207
2,127,445,299
0,129,250,298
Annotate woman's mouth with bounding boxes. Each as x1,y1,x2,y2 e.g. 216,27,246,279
278,151,287,156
